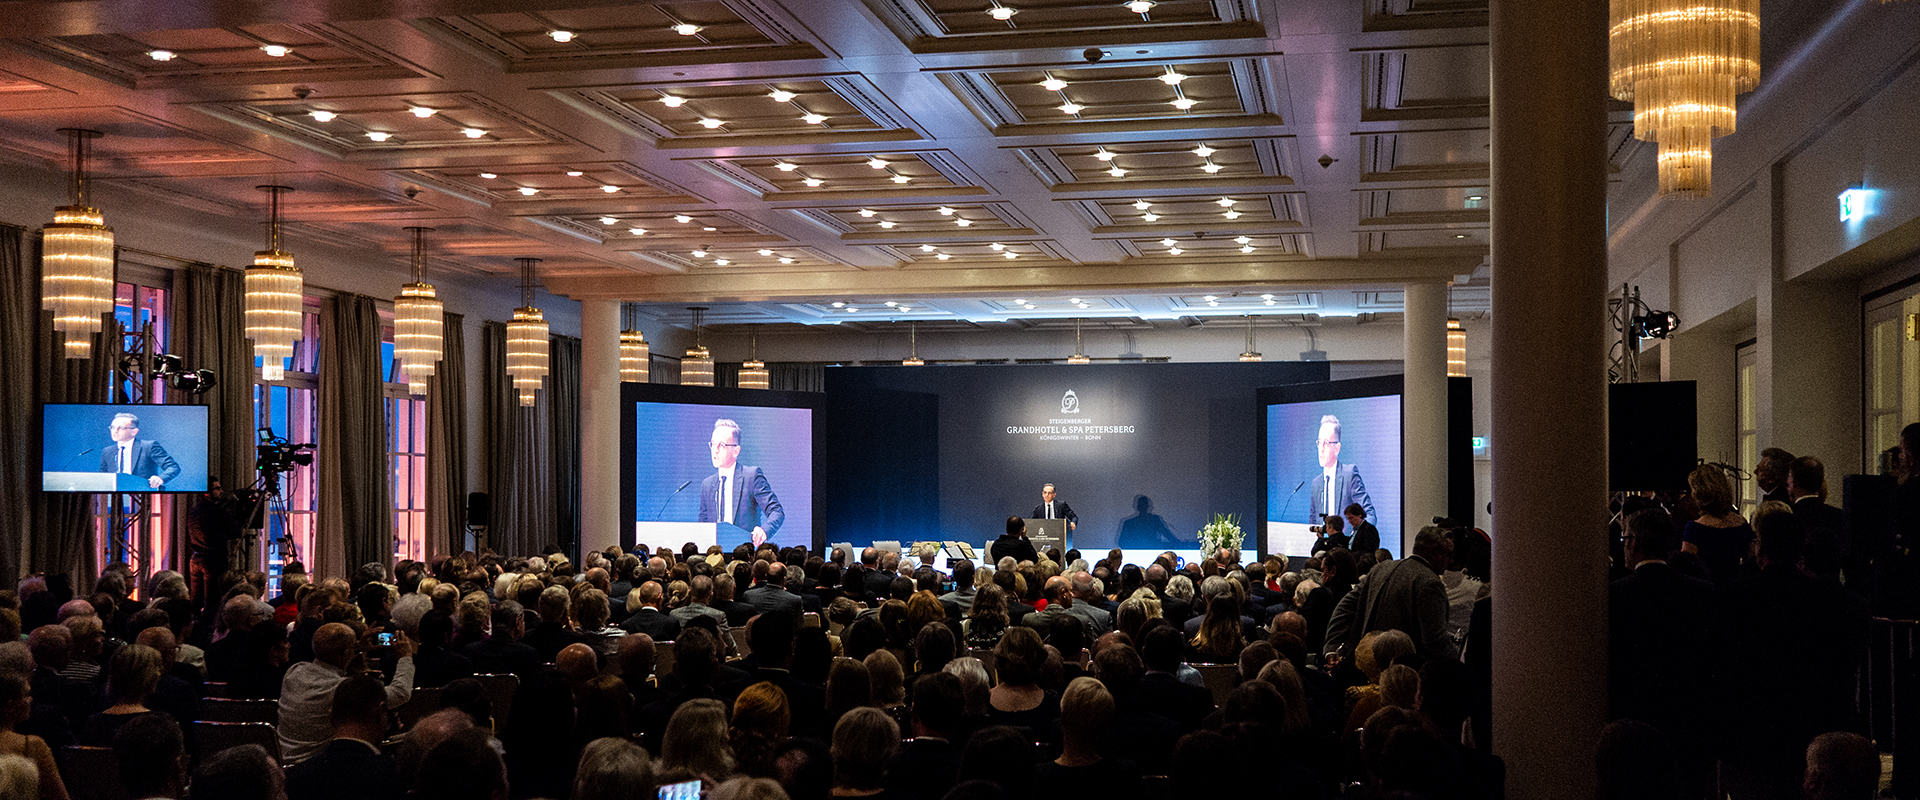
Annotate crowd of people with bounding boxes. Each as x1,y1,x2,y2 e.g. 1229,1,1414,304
0,436,1909,800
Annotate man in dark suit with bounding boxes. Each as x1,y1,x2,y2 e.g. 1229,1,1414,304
991,516,1038,565
619,581,682,641
718,612,825,733
1136,624,1213,731
863,550,898,600
886,673,966,800
1787,456,1849,582
1609,507,1715,795
742,561,804,617
464,602,542,679
284,674,404,800
710,573,754,627
1306,415,1376,524
1091,640,1181,773
1032,483,1077,533
1325,525,1455,661
698,419,783,547
98,412,181,490
636,627,724,753
1343,504,1381,556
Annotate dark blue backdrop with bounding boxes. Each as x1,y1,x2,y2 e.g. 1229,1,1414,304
823,361,1327,553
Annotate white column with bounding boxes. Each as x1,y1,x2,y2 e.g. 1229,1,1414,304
1489,0,1609,793
579,299,622,556
1402,279,1449,551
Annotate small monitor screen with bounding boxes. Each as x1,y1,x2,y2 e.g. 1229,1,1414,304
43,404,211,493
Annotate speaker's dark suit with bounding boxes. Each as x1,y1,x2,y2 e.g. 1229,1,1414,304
1307,463,1374,524
699,464,784,538
99,439,181,486
1031,501,1077,527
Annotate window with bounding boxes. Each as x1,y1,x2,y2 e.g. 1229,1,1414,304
1865,291,1920,473
256,301,320,587
1734,341,1757,517
381,326,430,563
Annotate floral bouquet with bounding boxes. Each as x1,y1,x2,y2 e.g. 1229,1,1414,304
1196,513,1245,555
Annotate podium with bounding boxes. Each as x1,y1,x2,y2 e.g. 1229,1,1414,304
1266,521,1320,559
634,521,751,551
43,472,152,492
1023,518,1069,555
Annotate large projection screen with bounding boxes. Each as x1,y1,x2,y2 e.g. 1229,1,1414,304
1260,376,1404,559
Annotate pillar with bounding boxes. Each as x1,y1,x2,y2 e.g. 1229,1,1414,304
1489,0,1609,793
1403,280,1450,552
579,299,622,556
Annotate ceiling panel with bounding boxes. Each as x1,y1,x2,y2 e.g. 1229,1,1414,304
396,162,699,205
864,0,1263,51
555,74,917,145
944,59,1280,133
697,152,978,197
15,23,420,86
419,3,822,71
1357,128,1490,181
1016,137,1295,189
0,106,280,172
194,91,580,155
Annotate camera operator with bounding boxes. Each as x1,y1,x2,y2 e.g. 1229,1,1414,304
188,476,249,611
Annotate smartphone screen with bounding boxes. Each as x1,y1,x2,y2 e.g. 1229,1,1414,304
377,632,396,647
658,780,701,800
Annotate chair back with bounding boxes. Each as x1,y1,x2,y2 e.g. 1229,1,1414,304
472,673,520,732
967,648,996,678
198,697,278,723
200,680,229,698
395,686,444,728
1191,663,1238,708
60,746,127,800
190,720,281,764
655,640,676,676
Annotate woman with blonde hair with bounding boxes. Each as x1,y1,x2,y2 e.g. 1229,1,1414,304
1680,463,1755,585
659,699,735,786
79,643,167,746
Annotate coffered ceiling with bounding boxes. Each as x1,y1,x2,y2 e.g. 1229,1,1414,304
0,0,1613,327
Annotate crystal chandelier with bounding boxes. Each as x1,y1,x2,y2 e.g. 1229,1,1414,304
247,185,303,380
1239,314,1262,362
903,321,925,366
393,226,444,395
41,129,114,359
681,307,713,386
1447,318,1467,377
620,302,650,383
740,325,770,388
1067,318,1090,364
1609,0,1760,197
505,258,548,406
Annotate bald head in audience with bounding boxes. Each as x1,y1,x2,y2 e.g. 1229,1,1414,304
556,643,599,686
617,634,656,679
1804,732,1881,800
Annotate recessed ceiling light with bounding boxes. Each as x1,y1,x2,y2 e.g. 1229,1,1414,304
1041,77,1067,91
698,118,724,129
858,209,876,217
768,89,797,102
1142,213,1159,222
1107,167,1127,177
1200,162,1223,173
1132,200,1151,210
548,30,575,43
517,187,538,195
1004,252,1017,259
1192,144,1216,157
898,306,911,312
410,106,436,118
602,185,620,193
1236,236,1253,244
1224,210,1242,219
714,258,730,265
775,162,797,171
779,257,794,264
1171,97,1197,110
1216,197,1234,207
988,5,1017,20
759,249,775,256
847,307,858,313
479,172,497,179
879,220,896,228
936,253,951,260
1069,298,1082,303
462,128,487,138
1025,304,1036,309
660,95,686,107
1126,0,1157,12
1454,233,1468,239
1203,296,1217,301
937,207,955,215
1159,71,1186,85
832,301,845,308
885,301,898,307
628,228,647,236
600,217,618,225
1467,195,1485,201
309,110,337,122
261,45,291,57
1058,102,1084,115
955,219,972,227
921,245,936,252
891,175,910,184
989,243,1005,250
673,23,702,35
366,131,392,141
801,113,826,124
703,226,717,231
1095,149,1115,162
1241,245,1255,253
1160,238,1177,247
1079,302,1090,309
674,215,693,223
802,178,824,187
866,158,888,169
148,50,175,61
1261,293,1274,300
692,249,708,257
1265,299,1276,306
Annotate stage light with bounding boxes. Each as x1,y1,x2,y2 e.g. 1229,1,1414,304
1633,309,1679,339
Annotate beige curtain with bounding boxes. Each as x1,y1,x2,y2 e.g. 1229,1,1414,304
427,312,467,558
0,225,117,586
317,293,390,579
168,264,256,568
549,335,581,553
482,321,554,558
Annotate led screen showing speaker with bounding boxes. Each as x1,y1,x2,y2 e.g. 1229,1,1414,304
43,403,211,493
626,388,816,551
1264,388,1402,558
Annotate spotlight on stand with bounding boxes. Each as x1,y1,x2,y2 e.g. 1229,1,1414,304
1632,309,1679,339
167,369,218,395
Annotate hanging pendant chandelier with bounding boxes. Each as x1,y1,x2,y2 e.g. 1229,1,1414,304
1447,318,1468,377
903,321,926,366
1609,0,1760,197
1067,318,1090,364
740,325,770,388
247,185,303,380
41,128,115,359
394,226,444,395
505,257,549,406
1239,314,1262,362
681,306,713,386
620,302,650,384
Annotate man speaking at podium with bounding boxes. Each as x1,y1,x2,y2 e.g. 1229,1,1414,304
1307,414,1375,525
1032,483,1077,533
98,412,180,490
699,418,783,547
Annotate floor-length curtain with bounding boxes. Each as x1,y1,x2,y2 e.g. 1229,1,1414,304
317,294,390,579
549,335,581,554
0,225,116,587
427,312,467,558
483,321,553,558
168,264,255,570
770,363,825,393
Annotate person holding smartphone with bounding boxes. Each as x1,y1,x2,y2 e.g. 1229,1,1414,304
277,622,415,766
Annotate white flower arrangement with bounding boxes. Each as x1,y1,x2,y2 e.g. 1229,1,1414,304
1196,513,1245,555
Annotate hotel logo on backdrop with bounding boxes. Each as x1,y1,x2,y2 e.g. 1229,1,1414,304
1006,387,1138,442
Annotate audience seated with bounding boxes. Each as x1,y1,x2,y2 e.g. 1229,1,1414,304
285,674,404,800
192,743,286,800
279,621,415,765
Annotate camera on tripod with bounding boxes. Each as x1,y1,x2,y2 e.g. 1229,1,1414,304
256,427,315,474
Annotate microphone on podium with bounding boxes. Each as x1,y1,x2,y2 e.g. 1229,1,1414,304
653,480,694,520
1278,480,1306,521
